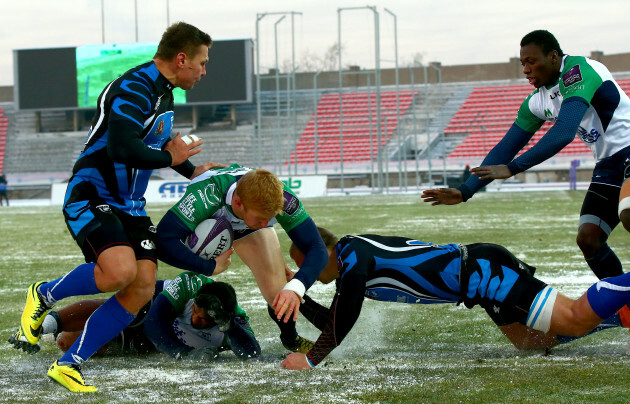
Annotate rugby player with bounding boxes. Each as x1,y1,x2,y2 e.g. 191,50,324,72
421,30,630,284
41,273,260,361
282,227,630,370
8,22,220,392
156,164,329,354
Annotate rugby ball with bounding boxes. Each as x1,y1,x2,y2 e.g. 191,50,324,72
186,217,233,260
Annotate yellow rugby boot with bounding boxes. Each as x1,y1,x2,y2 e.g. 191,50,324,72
7,282,50,353
47,361,98,393
282,335,315,354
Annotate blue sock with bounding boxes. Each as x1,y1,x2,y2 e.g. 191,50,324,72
586,273,630,319
556,313,621,344
58,296,135,366
38,263,101,306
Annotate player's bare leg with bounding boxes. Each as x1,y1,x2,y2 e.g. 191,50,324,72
234,228,313,353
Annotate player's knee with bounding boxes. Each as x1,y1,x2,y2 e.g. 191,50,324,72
101,263,138,290
575,229,603,256
620,209,630,233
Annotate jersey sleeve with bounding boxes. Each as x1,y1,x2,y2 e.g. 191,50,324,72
168,177,224,231
143,293,192,358
156,210,217,276
276,187,310,232
559,56,603,104
106,87,172,169
514,94,545,133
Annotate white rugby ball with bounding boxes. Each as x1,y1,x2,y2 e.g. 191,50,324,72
186,217,233,260
181,134,200,145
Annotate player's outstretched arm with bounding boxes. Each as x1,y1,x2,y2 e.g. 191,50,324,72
470,164,513,180
421,188,464,205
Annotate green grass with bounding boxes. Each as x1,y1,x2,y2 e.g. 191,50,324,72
2,191,630,403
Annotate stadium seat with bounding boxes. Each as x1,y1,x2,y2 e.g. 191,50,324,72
444,82,627,158
289,90,418,164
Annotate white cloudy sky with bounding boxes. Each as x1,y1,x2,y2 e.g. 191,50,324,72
0,0,629,86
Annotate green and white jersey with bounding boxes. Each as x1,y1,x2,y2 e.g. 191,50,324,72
514,55,630,161
162,272,248,349
170,163,310,233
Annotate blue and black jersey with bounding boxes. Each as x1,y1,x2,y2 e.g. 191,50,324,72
66,61,192,218
303,235,544,365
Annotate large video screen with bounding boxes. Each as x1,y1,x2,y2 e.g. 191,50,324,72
15,39,253,110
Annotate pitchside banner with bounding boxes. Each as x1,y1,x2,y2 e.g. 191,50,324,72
51,176,328,205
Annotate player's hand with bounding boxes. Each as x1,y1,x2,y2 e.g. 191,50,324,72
212,248,233,276
272,289,301,323
281,353,312,370
190,161,227,179
165,132,203,166
421,188,463,205
284,265,296,281
471,164,512,180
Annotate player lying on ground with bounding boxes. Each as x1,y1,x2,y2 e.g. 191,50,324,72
156,164,329,353
281,227,630,370
39,272,260,361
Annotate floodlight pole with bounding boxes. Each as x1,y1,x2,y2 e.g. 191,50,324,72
338,6,381,193
384,7,404,191
134,0,138,42
255,11,302,170
101,0,105,43
273,15,286,174
166,0,170,27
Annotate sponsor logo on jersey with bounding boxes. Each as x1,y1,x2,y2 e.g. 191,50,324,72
576,126,600,143
562,65,583,87
196,189,208,209
165,276,182,300
283,191,300,215
155,94,163,111
544,109,553,118
141,240,156,250
148,225,157,233
178,194,198,221
549,91,561,100
96,204,111,213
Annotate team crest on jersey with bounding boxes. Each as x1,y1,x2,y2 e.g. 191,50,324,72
155,120,164,136
562,65,583,87
203,184,222,207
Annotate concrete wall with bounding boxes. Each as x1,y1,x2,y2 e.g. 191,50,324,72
0,86,13,102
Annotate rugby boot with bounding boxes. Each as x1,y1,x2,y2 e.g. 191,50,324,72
47,360,97,393
7,282,50,353
282,334,315,354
